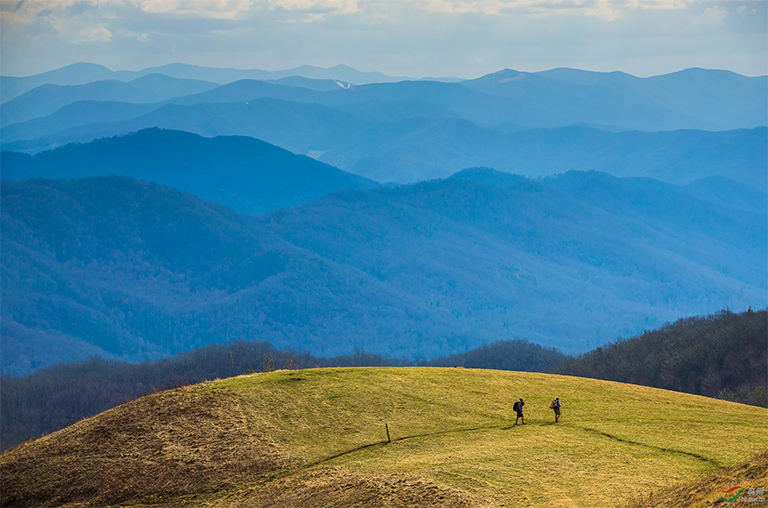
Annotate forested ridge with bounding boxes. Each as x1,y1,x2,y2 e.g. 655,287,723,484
553,309,767,407
0,339,563,451
3,67,766,187
2,309,764,453
3,171,763,375
1,128,376,214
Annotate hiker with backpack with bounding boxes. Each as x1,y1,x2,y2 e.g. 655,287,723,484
550,397,562,422
513,398,525,425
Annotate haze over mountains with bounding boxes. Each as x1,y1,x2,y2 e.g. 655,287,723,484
4,118,764,188
2,63,765,186
1,129,376,215
3,63,764,128
0,75,218,127
0,62,411,102
2,161,764,375
1,63,765,377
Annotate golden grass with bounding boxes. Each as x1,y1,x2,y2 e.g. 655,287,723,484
199,465,483,508
223,367,767,507
623,450,768,508
2,367,766,508
0,385,299,507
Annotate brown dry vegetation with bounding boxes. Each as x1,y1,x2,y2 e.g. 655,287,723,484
1,367,766,508
201,466,483,508
0,384,299,507
103,466,484,508
1,377,475,508
623,450,768,508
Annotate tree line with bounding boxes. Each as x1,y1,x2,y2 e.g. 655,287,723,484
552,309,767,407
0,338,563,451
2,309,764,452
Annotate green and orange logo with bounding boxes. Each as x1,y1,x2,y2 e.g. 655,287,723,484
720,486,745,503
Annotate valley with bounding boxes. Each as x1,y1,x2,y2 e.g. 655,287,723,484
1,51,766,508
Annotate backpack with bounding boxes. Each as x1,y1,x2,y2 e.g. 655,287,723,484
513,401,521,412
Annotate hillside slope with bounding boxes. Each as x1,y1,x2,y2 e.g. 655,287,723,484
0,62,404,102
2,171,764,374
0,97,371,153
623,450,768,508
1,128,377,214
0,63,119,102
4,309,762,454
465,68,767,131
0,176,474,374
330,124,767,187
1,368,766,507
552,309,768,406
5,98,764,188
4,63,764,130
0,75,217,127
261,170,766,345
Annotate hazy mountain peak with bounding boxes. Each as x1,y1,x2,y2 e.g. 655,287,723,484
669,67,742,77
650,67,766,82
148,63,209,71
55,62,113,74
545,169,621,186
1,127,377,215
476,68,524,81
128,73,210,86
450,167,539,189
4,62,114,79
329,64,357,70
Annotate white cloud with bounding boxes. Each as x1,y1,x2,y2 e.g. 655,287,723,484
48,18,113,42
697,4,728,25
414,0,690,19
75,24,113,42
131,0,254,19
0,0,738,28
117,29,151,41
0,0,356,25
268,0,359,14
1,0,764,78
582,0,622,19
0,0,118,43
1,0,82,24
625,0,688,10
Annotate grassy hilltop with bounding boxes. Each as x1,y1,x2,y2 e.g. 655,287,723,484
2,367,766,507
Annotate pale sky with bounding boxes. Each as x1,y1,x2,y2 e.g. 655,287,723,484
1,0,766,78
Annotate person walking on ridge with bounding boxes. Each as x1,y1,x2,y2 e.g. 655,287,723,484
550,397,562,423
513,398,525,425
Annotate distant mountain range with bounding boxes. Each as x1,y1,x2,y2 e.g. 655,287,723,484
3,64,764,130
0,74,218,127
464,67,767,130
0,62,412,102
1,129,376,215
324,122,767,188
1,64,765,187
1,64,764,377
3,168,764,375
4,117,765,189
